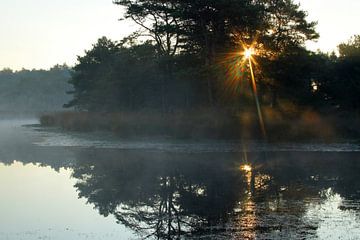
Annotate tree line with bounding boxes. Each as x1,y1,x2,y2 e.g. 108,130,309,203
63,0,359,114
0,65,71,113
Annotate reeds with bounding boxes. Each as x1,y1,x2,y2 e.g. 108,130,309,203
40,107,356,141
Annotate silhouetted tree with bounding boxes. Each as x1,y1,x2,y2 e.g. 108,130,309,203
113,0,319,107
338,35,360,58
314,35,360,111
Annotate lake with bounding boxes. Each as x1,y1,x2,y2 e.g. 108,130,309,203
1,119,360,239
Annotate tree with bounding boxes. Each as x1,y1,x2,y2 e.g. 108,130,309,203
308,36,360,112
261,49,302,106
114,0,187,111
114,0,318,107
174,0,266,105
65,37,171,111
66,1,320,112
260,0,319,55
251,0,319,107
65,37,120,110
114,0,182,57
338,35,360,57
325,35,360,110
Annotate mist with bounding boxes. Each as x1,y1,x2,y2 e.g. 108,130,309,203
1,0,360,239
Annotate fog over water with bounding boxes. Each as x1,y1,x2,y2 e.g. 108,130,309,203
1,119,360,239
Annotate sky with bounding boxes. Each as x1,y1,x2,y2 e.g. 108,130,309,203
0,0,359,70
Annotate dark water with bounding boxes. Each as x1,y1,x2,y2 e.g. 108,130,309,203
1,120,360,239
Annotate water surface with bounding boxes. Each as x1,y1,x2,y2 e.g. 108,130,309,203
1,119,360,239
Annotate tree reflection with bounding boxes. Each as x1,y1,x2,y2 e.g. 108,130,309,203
72,150,249,238
71,150,360,239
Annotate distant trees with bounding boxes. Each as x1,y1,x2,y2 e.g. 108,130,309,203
0,65,71,112
338,35,360,57
319,35,360,111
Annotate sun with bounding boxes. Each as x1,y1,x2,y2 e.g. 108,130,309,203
244,48,254,59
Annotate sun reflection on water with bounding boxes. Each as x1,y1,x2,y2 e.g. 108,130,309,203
237,162,257,239
240,164,252,172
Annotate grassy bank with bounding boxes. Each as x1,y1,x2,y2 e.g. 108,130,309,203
40,110,241,139
39,106,359,141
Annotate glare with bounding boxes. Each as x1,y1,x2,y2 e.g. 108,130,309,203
311,81,318,92
240,164,252,172
244,48,254,59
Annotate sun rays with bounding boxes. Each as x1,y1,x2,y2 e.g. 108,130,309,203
221,40,267,139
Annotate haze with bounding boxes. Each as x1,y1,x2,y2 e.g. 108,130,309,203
0,0,359,70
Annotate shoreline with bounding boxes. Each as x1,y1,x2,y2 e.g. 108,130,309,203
38,110,360,142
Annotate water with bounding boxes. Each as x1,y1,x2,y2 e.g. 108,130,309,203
1,119,360,239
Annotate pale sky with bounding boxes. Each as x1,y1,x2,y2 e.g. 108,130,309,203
299,0,360,53
0,0,359,70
